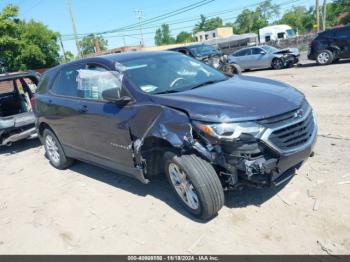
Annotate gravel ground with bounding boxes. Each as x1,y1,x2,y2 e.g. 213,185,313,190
0,60,349,254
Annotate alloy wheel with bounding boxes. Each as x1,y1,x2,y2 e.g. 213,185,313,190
168,163,200,210
45,135,60,164
317,52,330,64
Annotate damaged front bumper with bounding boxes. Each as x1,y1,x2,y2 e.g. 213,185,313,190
193,103,317,188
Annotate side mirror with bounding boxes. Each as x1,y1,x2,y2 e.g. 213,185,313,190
102,88,132,105
260,50,266,55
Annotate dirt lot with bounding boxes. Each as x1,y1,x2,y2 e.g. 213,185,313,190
1,60,350,255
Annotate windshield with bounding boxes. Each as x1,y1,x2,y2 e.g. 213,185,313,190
286,29,296,37
188,45,221,58
119,53,228,95
261,45,279,53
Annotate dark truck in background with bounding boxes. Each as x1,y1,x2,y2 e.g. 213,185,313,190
0,71,39,146
308,25,350,65
34,52,317,220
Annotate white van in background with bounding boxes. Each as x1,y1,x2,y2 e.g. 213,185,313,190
259,24,297,44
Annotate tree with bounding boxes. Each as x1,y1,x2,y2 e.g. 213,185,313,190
278,6,315,33
154,24,176,46
176,31,194,43
193,15,224,33
233,0,280,34
59,51,75,63
78,34,108,55
193,14,207,33
326,0,350,26
0,4,60,72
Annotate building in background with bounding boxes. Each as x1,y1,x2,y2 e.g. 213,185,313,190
195,27,234,42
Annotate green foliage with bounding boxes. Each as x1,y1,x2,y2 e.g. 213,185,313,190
278,6,315,33
78,34,108,55
175,31,194,43
59,51,75,64
0,4,60,72
155,24,176,46
233,0,280,34
193,15,224,33
326,0,350,26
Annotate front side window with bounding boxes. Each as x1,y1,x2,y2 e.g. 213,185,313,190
76,64,123,100
252,48,263,55
119,53,227,95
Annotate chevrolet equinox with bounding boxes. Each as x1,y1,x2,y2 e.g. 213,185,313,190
34,51,317,220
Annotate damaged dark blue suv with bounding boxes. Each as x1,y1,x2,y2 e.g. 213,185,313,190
34,51,317,220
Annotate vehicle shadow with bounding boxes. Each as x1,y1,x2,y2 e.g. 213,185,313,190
0,138,41,155
297,58,350,68
69,161,287,221
70,162,210,222
224,183,287,208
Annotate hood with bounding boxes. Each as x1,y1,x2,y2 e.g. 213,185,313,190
274,47,299,56
150,75,304,123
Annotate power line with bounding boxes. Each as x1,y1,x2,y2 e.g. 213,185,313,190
61,0,304,41
61,0,303,39
61,0,214,37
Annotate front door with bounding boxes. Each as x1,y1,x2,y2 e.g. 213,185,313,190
75,63,136,171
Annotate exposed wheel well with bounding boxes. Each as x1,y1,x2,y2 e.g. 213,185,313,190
38,122,54,137
140,136,179,178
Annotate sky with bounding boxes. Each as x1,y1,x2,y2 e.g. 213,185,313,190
1,0,315,55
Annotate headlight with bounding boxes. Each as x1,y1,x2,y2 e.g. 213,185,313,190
193,121,266,140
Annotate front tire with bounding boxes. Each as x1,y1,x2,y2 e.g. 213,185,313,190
164,152,224,220
272,58,284,70
43,129,74,169
316,50,334,65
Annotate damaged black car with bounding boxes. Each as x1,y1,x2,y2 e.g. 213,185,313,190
34,51,317,220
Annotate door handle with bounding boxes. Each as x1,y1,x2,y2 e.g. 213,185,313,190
79,104,88,113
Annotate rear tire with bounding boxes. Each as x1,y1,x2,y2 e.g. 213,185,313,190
164,152,224,220
43,129,74,169
316,50,334,65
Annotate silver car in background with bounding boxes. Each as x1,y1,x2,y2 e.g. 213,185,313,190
228,45,300,71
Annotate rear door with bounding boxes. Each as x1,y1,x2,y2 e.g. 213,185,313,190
232,49,252,69
45,63,87,155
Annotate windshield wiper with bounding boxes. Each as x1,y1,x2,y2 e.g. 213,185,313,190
190,79,226,90
156,89,181,95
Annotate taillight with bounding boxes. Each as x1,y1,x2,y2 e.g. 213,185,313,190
30,96,36,109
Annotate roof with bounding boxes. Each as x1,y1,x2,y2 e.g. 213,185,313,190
0,71,40,82
59,51,177,68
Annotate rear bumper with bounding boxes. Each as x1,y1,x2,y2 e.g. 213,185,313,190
0,112,36,146
1,126,36,146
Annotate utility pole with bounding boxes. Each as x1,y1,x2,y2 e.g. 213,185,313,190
58,35,67,61
134,9,144,47
316,0,320,32
94,35,101,53
322,0,327,31
66,0,82,57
